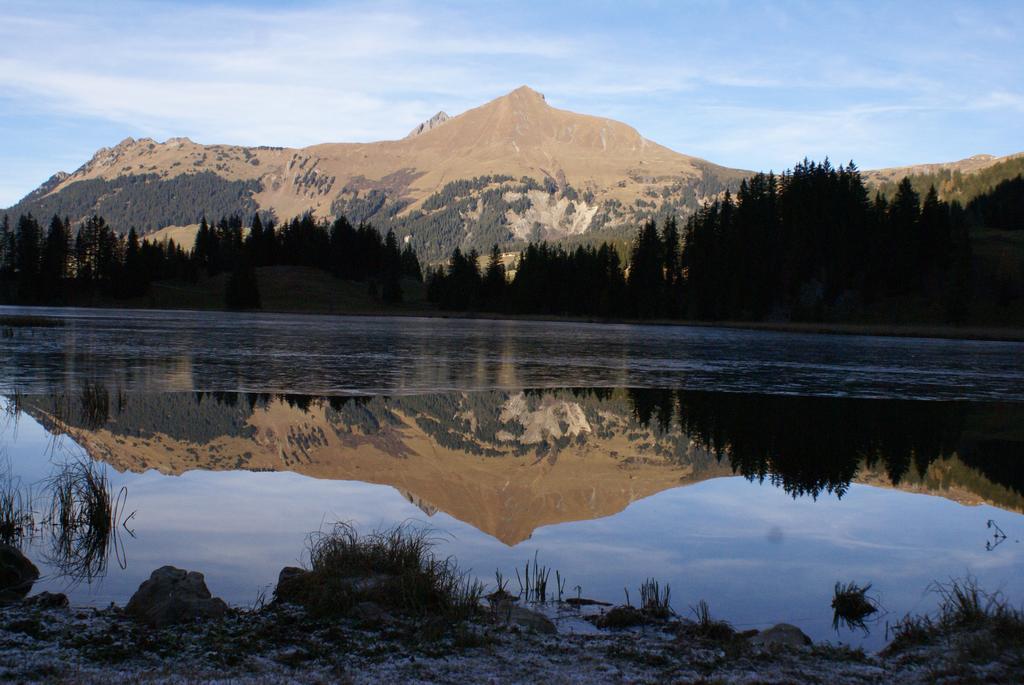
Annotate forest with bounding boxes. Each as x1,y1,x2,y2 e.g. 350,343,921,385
1,157,1020,323
0,212,421,310
4,172,264,231
427,159,1003,323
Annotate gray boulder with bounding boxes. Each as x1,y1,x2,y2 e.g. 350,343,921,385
747,623,812,649
125,566,227,627
0,545,39,604
25,591,69,609
273,566,311,605
499,604,556,634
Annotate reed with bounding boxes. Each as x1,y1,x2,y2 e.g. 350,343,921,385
79,381,110,430
0,473,34,545
515,552,555,603
44,458,129,584
689,599,734,640
831,581,878,632
639,577,673,618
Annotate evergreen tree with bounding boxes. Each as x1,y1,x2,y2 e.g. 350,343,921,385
661,216,683,317
400,243,423,281
627,219,665,317
39,215,71,300
381,230,403,304
482,245,507,309
14,214,43,299
888,178,921,295
121,227,147,297
0,215,14,278
225,255,261,310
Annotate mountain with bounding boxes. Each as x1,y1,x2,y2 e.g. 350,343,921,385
15,388,1024,546
863,152,1024,186
22,389,730,545
864,152,1024,206
4,86,749,262
406,111,450,138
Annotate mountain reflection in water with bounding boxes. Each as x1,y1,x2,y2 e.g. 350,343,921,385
13,385,1024,545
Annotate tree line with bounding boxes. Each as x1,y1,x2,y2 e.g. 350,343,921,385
0,212,422,310
626,388,1020,502
428,158,979,323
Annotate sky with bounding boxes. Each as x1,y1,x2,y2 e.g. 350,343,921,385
0,0,1021,206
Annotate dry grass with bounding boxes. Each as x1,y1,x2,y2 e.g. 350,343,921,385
885,576,1024,659
277,522,483,620
688,599,735,641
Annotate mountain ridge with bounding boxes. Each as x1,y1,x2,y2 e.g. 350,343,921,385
3,86,747,261
6,87,1021,261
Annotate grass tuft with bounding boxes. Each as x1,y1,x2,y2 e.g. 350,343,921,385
278,522,483,621
688,599,735,641
44,459,129,584
884,576,1024,658
831,581,878,633
639,578,673,618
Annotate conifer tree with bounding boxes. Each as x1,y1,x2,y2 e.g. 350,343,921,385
381,230,403,303
483,244,507,310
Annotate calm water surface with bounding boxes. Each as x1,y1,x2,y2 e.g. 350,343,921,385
1,305,1022,650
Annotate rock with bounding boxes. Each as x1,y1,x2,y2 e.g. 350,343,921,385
274,646,312,666
125,566,227,627
0,545,39,603
564,597,612,607
273,566,397,612
747,623,812,649
351,601,392,625
278,566,307,585
25,592,69,609
501,604,556,634
406,111,450,138
596,605,644,629
273,566,310,604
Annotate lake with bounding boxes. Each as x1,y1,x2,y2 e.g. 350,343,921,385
1,305,1022,650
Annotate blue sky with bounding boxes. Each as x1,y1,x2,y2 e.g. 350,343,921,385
1,0,1021,206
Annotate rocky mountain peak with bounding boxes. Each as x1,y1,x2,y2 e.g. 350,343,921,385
405,111,450,138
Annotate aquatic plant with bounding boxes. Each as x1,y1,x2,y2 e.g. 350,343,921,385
0,471,34,546
44,459,131,584
832,581,878,633
79,381,111,430
2,389,24,418
639,577,673,618
515,552,559,603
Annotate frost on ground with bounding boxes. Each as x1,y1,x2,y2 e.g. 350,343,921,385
1,600,1021,684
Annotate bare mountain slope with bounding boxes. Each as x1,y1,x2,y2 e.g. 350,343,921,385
6,86,748,261
863,152,1024,186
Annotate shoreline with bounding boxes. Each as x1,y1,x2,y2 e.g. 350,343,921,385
2,580,1021,684
4,301,1024,343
